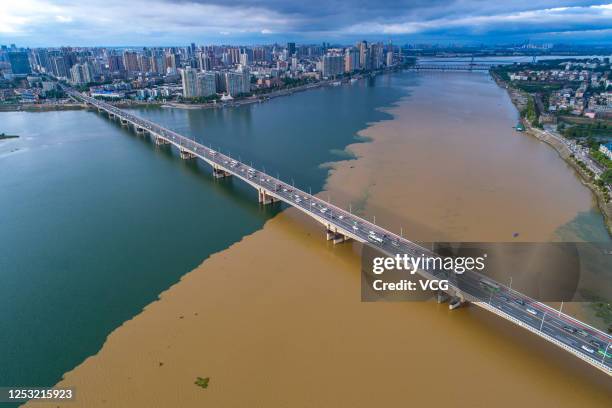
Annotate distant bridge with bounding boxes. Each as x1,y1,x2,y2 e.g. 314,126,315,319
66,87,611,376
408,63,495,72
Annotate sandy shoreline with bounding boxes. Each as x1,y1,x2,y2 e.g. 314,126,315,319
24,70,612,407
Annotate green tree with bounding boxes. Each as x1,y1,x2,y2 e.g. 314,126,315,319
602,169,612,185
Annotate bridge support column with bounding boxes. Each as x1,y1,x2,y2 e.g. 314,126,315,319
136,127,146,135
108,112,115,119
154,136,170,146
120,118,129,126
436,291,449,304
449,292,467,310
179,149,196,160
212,166,231,178
326,229,350,245
258,189,275,205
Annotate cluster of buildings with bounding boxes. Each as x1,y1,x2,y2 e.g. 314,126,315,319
180,65,250,99
1,40,401,104
178,40,396,100
507,58,612,118
600,142,612,160
548,87,612,118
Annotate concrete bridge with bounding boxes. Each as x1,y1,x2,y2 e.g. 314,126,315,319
67,87,611,376
408,63,495,72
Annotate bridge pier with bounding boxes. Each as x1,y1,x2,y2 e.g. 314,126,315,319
258,189,275,205
108,112,115,119
154,135,170,146
436,290,449,304
326,229,350,245
179,148,196,160
449,292,467,310
136,127,146,135
212,166,231,178
120,118,129,126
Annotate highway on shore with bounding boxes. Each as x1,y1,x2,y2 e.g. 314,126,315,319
67,87,612,376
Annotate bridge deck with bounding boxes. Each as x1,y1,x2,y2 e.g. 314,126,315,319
409,64,493,71
69,89,611,375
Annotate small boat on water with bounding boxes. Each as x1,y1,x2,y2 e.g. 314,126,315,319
350,78,358,83
331,81,341,86
515,122,525,132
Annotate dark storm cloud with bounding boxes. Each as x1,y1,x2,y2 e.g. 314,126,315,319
1,0,611,46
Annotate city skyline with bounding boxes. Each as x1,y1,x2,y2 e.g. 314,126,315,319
2,1,612,47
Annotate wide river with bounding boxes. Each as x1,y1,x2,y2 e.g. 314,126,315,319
1,70,611,406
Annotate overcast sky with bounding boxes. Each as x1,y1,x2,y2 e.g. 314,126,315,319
1,0,612,47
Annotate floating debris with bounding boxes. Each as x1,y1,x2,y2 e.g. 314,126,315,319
195,377,210,389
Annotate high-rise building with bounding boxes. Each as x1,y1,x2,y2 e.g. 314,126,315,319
386,50,394,67
197,52,211,71
198,71,217,97
32,49,52,73
228,48,240,65
122,51,139,73
239,52,249,67
50,56,68,78
224,66,250,96
287,42,296,57
224,71,242,96
180,67,217,98
358,41,369,70
370,42,384,69
151,54,167,75
344,48,359,72
69,62,93,85
137,54,150,73
320,54,343,78
8,51,31,75
253,47,269,62
291,56,298,71
108,55,125,72
165,53,177,73
180,67,199,98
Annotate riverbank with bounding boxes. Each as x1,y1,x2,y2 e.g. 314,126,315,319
23,70,612,408
0,103,87,112
492,73,612,237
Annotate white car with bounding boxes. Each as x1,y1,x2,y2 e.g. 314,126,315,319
526,307,538,316
581,344,595,354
